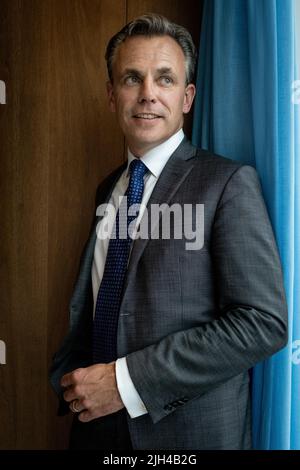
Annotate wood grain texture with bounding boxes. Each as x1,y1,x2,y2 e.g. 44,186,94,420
0,0,202,449
0,0,126,450
0,0,50,449
46,0,126,449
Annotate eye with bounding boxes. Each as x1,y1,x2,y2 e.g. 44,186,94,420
159,76,174,86
124,75,141,86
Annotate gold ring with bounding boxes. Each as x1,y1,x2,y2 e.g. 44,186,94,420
71,400,80,413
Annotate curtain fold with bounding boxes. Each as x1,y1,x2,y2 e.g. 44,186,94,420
192,0,300,449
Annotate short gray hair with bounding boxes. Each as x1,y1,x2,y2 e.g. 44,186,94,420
105,13,197,85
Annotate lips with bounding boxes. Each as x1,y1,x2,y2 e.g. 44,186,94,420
133,113,162,120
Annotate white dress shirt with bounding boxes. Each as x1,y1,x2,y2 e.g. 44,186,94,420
91,128,184,418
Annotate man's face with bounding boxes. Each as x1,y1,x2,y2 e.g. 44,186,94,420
107,35,196,156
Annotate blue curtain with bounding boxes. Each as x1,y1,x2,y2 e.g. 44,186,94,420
192,0,300,449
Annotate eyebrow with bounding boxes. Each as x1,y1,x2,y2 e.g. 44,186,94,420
122,68,142,77
122,67,175,77
156,67,174,75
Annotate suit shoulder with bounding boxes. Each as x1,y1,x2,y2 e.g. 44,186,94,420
193,147,241,169
181,142,260,193
190,145,258,179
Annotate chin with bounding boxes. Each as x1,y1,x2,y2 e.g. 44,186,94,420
134,130,167,143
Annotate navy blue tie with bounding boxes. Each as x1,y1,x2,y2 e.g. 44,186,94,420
93,159,148,364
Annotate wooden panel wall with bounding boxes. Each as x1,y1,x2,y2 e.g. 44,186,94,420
0,0,202,449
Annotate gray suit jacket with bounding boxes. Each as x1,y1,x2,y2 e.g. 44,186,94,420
50,139,288,449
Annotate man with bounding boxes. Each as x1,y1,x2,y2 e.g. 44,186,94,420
50,14,288,450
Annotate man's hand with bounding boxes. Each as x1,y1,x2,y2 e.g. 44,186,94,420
60,362,124,422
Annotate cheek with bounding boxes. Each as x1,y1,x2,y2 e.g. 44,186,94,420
162,91,185,114
116,94,135,116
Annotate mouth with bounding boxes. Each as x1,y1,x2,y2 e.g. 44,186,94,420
132,113,163,120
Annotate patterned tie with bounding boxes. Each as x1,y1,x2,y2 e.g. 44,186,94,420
93,159,148,363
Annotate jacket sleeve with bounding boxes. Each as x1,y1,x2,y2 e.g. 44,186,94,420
126,165,288,424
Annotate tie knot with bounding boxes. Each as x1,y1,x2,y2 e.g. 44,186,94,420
129,159,148,181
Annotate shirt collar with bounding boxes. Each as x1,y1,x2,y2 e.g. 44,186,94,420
126,129,185,178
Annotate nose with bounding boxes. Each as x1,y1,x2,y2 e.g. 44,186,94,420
138,77,157,104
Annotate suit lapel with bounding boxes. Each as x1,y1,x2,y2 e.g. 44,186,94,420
124,139,197,287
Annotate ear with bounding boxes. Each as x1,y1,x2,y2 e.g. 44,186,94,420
183,84,196,114
106,81,116,112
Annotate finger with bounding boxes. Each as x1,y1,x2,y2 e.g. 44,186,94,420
61,368,85,388
78,409,97,422
63,382,85,402
63,388,77,403
60,372,75,388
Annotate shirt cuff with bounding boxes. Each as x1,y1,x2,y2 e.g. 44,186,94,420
116,357,148,418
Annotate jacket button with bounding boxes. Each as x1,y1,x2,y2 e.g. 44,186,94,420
174,399,186,407
163,404,173,411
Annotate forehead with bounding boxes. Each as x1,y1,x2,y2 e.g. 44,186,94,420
113,35,186,73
